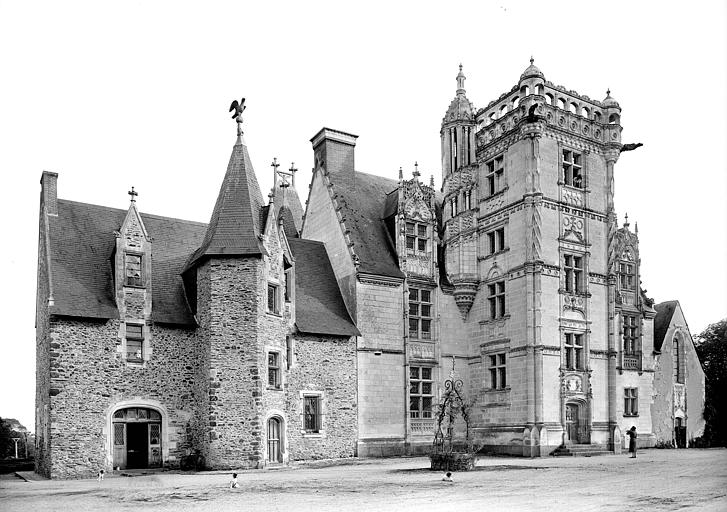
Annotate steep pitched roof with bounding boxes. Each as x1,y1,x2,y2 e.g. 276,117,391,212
289,239,360,337
186,140,266,269
330,170,404,278
47,199,206,324
654,300,679,352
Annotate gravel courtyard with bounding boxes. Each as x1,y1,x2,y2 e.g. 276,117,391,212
1,449,725,512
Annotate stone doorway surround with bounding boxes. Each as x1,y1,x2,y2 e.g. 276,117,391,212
104,399,169,470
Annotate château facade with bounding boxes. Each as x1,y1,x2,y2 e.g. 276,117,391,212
35,61,704,478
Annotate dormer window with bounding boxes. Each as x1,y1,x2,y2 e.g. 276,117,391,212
619,263,635,290
406,222,428,253
125,254,143,287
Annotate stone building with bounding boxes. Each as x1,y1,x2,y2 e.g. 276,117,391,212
651,301,705,447
36,60,704,478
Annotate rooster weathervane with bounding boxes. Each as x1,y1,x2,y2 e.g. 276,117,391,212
229,97,246,137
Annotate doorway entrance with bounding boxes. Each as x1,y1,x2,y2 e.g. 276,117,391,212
112,407,162,469
675,417,687,448
565,402,590,444
267,417,282,463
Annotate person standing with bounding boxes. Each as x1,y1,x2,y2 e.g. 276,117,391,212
627,426,637,458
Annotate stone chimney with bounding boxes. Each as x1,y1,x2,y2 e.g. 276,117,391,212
310,128,358,190
40,171,58,216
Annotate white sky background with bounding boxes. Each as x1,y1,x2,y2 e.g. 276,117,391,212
0,0,725,432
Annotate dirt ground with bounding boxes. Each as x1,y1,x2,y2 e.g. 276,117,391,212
1,449,725,512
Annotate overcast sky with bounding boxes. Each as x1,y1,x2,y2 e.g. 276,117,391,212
1,1,725,432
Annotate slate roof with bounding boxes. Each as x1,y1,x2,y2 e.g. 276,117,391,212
186,140,266,269
48,199,206,324
288,239,360,337
330,170,404,279
46,199,356,334
654,300,679,352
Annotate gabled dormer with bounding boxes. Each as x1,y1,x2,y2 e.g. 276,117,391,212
262,187,296,326
114,188,153,364
392,165,438,281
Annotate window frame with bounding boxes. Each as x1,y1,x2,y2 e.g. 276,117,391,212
267,350,281,389
487,280,506,319
562,149,584,189
485,155,505,197
124,252,144,287
302,394,323,434
624,387,639,416
406,221,429,255
673,335,684,384
619,262,635,291
622,314,639,355
486,227,506,255
409,366,434,419
267,283,280,315
564,333,584,371
488,352,507,390
408,287,432,340
125,322,144,362
564,254,584,293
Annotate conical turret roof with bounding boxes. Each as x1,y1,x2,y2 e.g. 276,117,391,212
185,138,267,270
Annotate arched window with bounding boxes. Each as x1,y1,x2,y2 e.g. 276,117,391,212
499,104,508,118
581,106,590,118
557,98,566,110
569,103,578,114
520,85,530,96
536,84,545,96
609,113,620,124
546,93,554,106
594,111,602,122
512,96,520,109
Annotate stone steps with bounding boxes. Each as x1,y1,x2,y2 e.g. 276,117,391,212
551,444,613,457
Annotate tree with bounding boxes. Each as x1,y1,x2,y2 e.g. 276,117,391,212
695,319,727,447
0,417,14,458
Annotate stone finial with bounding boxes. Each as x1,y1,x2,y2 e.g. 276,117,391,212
399,166,403,181
413,161,420,180
530,56,534,65
623,213,630,229
289,162,297,186
430,175,435,187
128,186,138,203
271,157,280,187
456,64,466,94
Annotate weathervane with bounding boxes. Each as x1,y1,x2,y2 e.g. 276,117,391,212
128,186,138,203
229,97,246,138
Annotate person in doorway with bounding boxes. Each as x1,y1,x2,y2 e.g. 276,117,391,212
229,473,239,489
627,426,637,458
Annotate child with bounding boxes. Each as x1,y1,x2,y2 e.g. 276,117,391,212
229,473,239,488
97,469,104,482
442,471,453,482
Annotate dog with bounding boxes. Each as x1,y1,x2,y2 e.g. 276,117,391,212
97,469,105,481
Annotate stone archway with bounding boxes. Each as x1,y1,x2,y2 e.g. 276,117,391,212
105,399,169,470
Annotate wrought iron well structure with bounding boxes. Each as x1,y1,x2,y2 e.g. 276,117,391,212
430,357,476,471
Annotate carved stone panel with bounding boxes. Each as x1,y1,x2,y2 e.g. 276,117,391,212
408,342,436,361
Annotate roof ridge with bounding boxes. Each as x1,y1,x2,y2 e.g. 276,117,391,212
57,198,209,226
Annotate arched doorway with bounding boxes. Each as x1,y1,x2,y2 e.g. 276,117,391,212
267,417,283,464
112,407,162,469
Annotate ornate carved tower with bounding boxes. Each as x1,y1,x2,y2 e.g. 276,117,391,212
441,65,479,318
